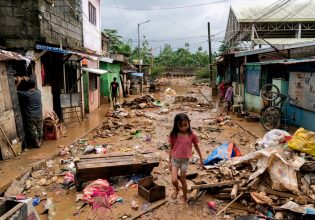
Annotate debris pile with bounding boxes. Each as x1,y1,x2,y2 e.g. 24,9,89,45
123,95,157,109
188,128,315,218
174,96,198,103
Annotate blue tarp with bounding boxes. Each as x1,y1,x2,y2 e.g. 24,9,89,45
204,143,242,165
131,73,144,77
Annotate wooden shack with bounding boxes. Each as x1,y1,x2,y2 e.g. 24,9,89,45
0,50,31,160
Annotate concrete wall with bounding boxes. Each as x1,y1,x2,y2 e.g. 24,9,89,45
0,0,83,50
82,0,101,54
33,54,54,117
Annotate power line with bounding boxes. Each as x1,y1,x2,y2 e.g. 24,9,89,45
103,0,227,11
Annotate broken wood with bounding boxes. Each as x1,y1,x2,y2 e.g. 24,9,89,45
189,189,200,202
130,199,167,220
247,177,261,190
262,187,315,204
231,184,239,199
200,92,214,108
191,180,241,190
216,192,244,216
220,187,248,193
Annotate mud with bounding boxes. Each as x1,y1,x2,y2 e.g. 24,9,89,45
25,78,257,220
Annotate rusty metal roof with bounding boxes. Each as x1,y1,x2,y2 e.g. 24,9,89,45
0,50,27,61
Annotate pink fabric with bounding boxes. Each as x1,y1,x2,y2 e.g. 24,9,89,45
169,132,199,158
225,87,233,102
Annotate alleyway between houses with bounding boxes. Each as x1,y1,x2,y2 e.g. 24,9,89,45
1,78,271,219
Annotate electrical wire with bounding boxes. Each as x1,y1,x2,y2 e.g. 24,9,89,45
103,0,227,11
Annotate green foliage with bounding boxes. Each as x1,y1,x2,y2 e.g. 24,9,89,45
103,29,131,54
150,66,165,79
129,36,151,65
195,68,210,79
154,43,212,68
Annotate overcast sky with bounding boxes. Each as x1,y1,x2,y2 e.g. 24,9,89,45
100,0,277,53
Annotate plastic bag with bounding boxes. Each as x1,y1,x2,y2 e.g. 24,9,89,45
257,129,290,148
288,128,315,156
204,143,241,165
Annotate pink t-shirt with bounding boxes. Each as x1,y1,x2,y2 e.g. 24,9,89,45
169,132,199,159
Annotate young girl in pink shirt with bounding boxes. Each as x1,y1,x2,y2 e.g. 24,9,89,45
169,113,203,203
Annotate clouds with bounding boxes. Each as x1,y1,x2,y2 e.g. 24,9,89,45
100,0,277,52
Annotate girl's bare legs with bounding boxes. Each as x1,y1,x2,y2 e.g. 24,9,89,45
171,166,179,199
179,171,188,202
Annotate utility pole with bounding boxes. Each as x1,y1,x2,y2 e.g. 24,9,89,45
137,20,151,74
137,23,140,73
208,22,212,84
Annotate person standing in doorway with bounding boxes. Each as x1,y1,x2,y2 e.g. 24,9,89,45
17,79,43,148
224,82,234,113
126,77,131,96
110,77,119,105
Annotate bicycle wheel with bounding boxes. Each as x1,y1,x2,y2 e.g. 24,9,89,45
261,107,281,131
260,84,280,101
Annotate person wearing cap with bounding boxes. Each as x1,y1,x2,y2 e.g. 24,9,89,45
17,78,43,148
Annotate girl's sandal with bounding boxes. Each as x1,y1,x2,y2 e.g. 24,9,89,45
171,189,179,199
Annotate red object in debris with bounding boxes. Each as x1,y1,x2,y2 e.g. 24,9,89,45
207,201,217,209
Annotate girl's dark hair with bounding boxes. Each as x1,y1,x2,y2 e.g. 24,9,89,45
170,113,192,137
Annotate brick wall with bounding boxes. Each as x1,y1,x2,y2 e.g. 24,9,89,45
39,0,83,50
0,0,41,50
0,0,83,51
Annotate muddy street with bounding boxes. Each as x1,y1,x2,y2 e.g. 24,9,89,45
18,78,258,220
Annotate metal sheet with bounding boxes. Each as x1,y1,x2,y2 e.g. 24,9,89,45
289,72,315,112
60,93,82,108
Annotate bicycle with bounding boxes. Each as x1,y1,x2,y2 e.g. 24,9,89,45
260,84,288,131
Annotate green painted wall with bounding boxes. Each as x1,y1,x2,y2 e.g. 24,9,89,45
99,62,121,97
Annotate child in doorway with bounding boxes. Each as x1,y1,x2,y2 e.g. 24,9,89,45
169,113,203,203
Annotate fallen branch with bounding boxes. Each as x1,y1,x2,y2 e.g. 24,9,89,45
216,192,244,216
130,200,167,220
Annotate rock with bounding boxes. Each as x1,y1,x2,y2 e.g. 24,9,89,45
39,178,47,186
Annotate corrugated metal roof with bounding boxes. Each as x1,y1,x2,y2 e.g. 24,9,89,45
0,50,27,61
232,1,315,22
235,41,315,57
246,58,315,66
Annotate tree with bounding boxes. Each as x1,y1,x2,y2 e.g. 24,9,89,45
102,29,131,54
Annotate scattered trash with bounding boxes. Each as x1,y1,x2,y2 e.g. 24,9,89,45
32,197,40,206
164,88,176,95
63,172,75,189
131,200,139,210
204,143,241,165
289,128,315,156
82,179,118,207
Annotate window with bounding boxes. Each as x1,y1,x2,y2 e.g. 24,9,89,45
88,2,96,26
89,74,97,91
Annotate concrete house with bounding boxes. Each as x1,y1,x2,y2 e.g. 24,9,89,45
0,0,106,124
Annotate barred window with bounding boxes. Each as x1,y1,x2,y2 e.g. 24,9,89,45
88,2,96,26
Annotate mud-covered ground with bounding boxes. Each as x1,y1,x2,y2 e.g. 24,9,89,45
26,78,257,220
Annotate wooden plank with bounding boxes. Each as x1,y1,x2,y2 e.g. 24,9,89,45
191,180,241,190
78,157,135,165
0,202,24,219
219,187,248,193
77,159,159,170
79,151,153,159
262,187,315,204
231,184,239,199
130,200,167,220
